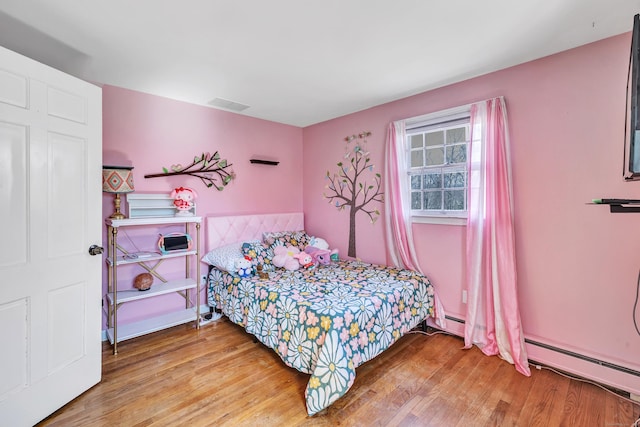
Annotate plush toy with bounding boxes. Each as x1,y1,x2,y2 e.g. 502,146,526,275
235,256,253,278
305,246,338,265
294,251,314,269
256,264,269,280
171,186,197,216
305,236,338,265
272,245,301,271
308,236,329,250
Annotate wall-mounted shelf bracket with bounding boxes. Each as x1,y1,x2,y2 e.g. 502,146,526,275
609,204,640,213
591,198,640,213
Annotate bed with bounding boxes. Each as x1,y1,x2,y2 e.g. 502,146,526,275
203,213,438,416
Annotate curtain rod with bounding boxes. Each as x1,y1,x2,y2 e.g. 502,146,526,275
402,96,504,125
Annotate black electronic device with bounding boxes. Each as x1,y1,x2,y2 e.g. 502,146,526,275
158,233,192,254
625,14,640,180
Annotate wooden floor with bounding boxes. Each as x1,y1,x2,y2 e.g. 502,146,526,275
39,318,639,427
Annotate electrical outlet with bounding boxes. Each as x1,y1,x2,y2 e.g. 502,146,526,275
462,290,467,304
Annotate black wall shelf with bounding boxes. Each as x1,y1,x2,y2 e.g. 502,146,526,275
591,198,640,213
250,159,279,166
609,204,640,213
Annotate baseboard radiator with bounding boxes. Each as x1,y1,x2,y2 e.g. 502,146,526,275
443,315,640,378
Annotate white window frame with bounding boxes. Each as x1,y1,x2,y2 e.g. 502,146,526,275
404,104,471,226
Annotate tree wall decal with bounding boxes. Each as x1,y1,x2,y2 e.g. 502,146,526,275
144,151,235,190
324,131,384,258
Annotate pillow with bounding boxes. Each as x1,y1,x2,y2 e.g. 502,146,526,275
262,230,311,251
242,241,275,272
202,240,259,272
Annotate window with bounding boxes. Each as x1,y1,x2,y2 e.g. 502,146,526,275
405,106,470,224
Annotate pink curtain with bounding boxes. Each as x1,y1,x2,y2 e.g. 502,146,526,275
465,97,530,376
384,121,421,272
384,120,446,327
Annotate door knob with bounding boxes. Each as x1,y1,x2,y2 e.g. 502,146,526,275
88,245,104,256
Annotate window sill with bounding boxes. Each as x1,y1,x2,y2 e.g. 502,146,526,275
412,215,467,226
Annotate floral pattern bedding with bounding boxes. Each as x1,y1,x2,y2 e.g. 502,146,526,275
207,260,436,416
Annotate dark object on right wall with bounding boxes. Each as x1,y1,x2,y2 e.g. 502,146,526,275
624,13,640,180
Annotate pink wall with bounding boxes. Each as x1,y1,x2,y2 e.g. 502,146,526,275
102,85,303,326
102,33,640,394
303,34,640,394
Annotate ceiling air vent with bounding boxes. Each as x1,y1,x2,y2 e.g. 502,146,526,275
207,97,250,112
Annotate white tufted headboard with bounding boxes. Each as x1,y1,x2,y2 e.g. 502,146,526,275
205,212,304,250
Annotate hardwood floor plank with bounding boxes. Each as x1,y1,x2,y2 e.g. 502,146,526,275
490,364,536,426
555,375,608,426
605,387,639,426
516,368,567,427
403,344,495,425
37,319,640,427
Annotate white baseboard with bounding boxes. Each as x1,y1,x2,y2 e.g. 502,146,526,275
427,315,640,398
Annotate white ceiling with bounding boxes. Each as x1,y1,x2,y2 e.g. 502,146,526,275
0,1,639,127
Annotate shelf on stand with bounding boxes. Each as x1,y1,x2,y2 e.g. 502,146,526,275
106,278,196,304
106,307,199,344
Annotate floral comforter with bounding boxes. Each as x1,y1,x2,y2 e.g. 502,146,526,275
207,260,436,415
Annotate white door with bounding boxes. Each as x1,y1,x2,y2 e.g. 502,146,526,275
0,45,102,426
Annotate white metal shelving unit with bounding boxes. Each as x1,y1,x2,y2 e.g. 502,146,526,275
105,216,201,354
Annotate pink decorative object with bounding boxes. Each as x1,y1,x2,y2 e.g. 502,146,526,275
293,251,314,269
272,246,301,271
171,187,197,216
305,246,337,265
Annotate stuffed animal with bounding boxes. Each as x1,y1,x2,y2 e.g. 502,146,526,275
272,245,301,271
235,256,253,278
304,246,329,265
256,264,269,280
294,251,314,269
308,236,329,250
305,236,338,265
305,246,338,265
171,187,197,216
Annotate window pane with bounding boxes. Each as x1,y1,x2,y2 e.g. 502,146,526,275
447,127,466,144
446,144,467,164
405,111,470,217
423,173,441,189
411,149,424,167
425,131,444,147
424,191,442,210
410,175,422,190
425,147,444,166
444,190,465,210
410,134,423,148
443,171,465,188
411,191,422,209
